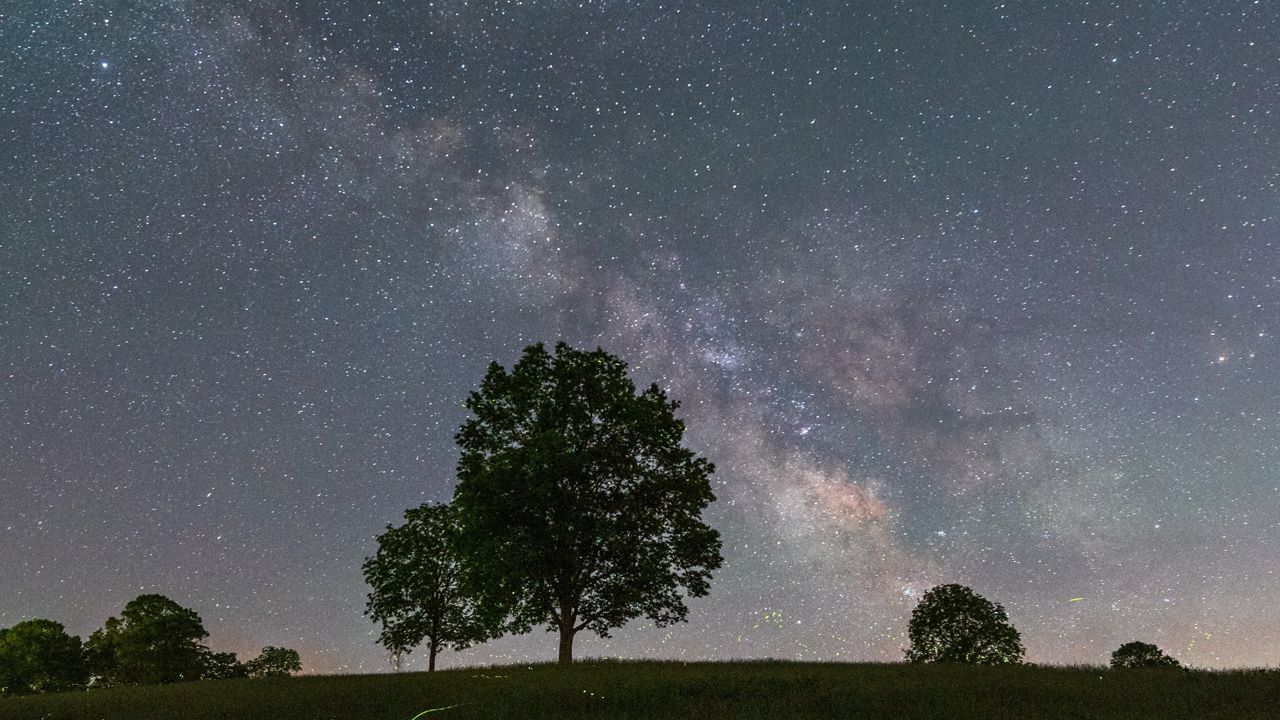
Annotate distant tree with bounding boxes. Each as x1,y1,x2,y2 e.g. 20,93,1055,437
363,503,486,672
244,646,302,678
0,619,87,695
85,594,209,685
905,584,1025,665
452,342,723,665
1110,641,1181,669
199,649,248,679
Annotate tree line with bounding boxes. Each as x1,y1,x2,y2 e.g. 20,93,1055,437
3,341,1185,696
0,594,300,696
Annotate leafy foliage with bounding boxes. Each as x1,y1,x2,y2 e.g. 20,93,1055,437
1110,641,1181,669
199,650,248,679
363,503,486,671
85,595,210,685
245,647,301,677
452,342,723,664
0,619,87,695
905,584,1025,665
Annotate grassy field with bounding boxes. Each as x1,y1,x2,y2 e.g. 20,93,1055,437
1,660,1277,720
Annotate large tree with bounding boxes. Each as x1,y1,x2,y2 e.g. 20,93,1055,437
0,619,87,695
905,584,1024,665
85,594,210,685
363,503,486,672
452,341,723,664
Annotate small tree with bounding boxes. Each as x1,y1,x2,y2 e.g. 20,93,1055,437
905,584,1024,665
85,594,209,685
1110,641,1180,669
363,503,486,672
244,646,301,677
0,619,87,695
453,342,723,665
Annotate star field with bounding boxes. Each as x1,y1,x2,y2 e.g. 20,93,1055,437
2,1,1279,672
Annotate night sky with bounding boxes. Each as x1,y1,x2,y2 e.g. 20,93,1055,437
3,1,1279,673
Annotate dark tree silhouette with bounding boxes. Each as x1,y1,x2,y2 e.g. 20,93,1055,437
1110,641,1181,668
363,503,486,672
452,342,723,665
245,646,302,677
905,584,1024,665
85,594,210,685
0,619,87,695
200,650,248,679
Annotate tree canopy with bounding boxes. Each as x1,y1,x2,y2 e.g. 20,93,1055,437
905,584,1024,665
199,650,248,679
0,619,87,695
85,594,210,685
1110,641,1181,669
363,502,487,672
451,341,722,664
245,646,302,677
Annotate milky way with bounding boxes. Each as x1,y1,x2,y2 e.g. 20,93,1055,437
2,2,1279,672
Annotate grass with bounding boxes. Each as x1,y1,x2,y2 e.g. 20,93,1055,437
1,660,1277,720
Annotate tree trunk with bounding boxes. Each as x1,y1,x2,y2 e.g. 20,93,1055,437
428,644,437,673
558,624,576,665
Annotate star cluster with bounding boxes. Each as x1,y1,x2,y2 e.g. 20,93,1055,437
2,1,1278,672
